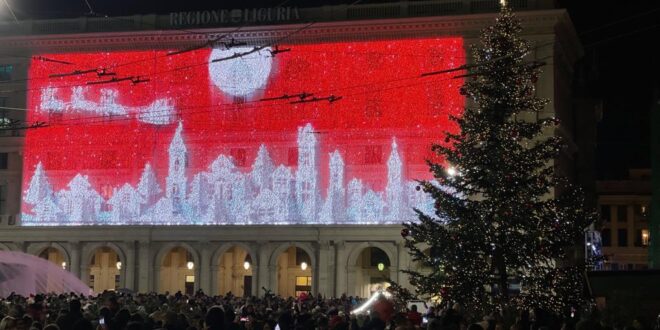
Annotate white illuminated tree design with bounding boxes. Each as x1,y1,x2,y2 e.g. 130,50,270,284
137,162,161,212
58,174,102,224
251,144,275,193
24,163,61,224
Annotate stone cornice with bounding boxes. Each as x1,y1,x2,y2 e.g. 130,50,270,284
0,10,574,53
0,225,405,243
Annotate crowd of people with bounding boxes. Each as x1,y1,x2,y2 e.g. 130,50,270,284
0,290,657,330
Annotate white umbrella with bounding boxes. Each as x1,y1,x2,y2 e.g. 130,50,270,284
0,251,92,297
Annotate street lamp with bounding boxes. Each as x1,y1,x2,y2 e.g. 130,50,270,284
187,261,194,270
61,261,67,270
243,261,250,270
301,262,308,271
377,262,385,272
116,261,122,270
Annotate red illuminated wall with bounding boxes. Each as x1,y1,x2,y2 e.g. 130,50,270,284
22,37,465,225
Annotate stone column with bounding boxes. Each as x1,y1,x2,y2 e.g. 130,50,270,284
137,241,152,292
249,242,259,297
316,241,332,297
68,241,81,279
199,242,212,294
396,241,412,291
124,241,136,291
334,241,347,297
346,265,357,297
210,264,219,296
256,241,271,297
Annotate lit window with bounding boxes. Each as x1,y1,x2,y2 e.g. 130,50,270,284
642,229,650,246
0,65,13,81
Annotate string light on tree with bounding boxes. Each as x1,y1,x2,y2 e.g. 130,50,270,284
400,4,595,316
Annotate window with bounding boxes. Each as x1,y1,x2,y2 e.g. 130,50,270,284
295,276,312,286
0,97,9,131
0,65,13,81
0,153,7,170
642,229,650,246
295,276,312,297
636,204,649,220
601,229,611,247
617,205,628,222
617,229,628,247
0,185,6,215
600,205,611,222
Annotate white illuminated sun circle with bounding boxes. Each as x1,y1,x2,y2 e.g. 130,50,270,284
208,46,273,97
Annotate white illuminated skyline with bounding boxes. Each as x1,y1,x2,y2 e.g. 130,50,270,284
22,122,434,226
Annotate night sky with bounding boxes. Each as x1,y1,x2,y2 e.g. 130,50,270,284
2,0,659,179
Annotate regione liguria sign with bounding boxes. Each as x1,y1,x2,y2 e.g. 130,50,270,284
170,7,301,27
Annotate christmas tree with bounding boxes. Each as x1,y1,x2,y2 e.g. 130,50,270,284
402,4,595,316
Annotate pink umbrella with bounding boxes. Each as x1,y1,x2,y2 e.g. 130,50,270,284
0,251,92,297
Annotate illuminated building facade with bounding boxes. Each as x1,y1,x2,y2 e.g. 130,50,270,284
0,0,585,296
597,169,652,270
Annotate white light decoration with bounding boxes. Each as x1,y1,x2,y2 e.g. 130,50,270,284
57,174,102,224
39,86,176,125
61,261,67,269
320,151,346,223
108,183,143,223
187,261,194,270
166,121,187,214
251,144,275,192
22,123,441,226
300,261,308,271
385,139,404,221
116,261,122,270
295,124,320,223
137,99,176,125
447,166,458,177
243,261,250,270
137,163,162,210
377,262,385,272
208,46,273,97
351,290,392,315
40,87,66,113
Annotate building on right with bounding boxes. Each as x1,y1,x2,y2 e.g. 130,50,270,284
597,169,651,270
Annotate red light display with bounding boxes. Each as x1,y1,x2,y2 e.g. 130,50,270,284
22,37,465,225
